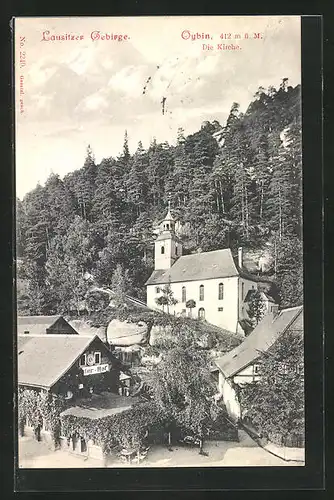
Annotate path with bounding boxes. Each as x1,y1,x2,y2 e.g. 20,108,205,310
18,431,304,469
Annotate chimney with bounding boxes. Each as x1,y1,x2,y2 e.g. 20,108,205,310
238,247,243,269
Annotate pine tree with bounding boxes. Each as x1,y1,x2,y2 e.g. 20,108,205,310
126,142,149,216
247,290,267,327
110,263,131,307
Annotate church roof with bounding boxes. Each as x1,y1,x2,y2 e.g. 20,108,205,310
164,209,175,221
145,249,239,285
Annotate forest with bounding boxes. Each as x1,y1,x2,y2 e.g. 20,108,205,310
16,79,303,318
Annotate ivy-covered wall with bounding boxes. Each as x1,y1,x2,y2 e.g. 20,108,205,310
60,401,164,453
18,387,67,447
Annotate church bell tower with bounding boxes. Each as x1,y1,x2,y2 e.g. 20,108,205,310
154,202,182,270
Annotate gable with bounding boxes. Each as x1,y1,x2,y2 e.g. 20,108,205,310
17,334,112,389
17,315,78,335
47,316,79,335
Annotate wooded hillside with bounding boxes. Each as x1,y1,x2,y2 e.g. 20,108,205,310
16,79,302,316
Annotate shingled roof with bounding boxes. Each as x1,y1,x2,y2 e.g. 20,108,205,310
145,249,240,285
17,334,102,389
214,306,303,378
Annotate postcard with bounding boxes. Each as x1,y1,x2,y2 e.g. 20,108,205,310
14,16,305,473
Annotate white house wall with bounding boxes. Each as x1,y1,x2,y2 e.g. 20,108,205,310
218,371,241,422
147,276,240,333
233,364,261,385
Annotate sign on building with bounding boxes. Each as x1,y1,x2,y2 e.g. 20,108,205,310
82,364,109,376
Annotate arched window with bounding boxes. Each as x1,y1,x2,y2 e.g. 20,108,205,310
182,286,186,303
175,245,178,255
166,224,169,230
218,283,224,300
198,308,205,320
161,246,165,254
199,285,204,301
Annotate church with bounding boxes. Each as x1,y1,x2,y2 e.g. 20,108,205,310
145,206,278,336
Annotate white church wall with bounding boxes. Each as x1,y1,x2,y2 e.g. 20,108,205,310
147,276,240,333
154,237,182,270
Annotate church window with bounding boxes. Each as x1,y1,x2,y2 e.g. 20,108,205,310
161,246,165,254
182,286,186,303
198,308,205,320
199,285,204,301
218,283,224,300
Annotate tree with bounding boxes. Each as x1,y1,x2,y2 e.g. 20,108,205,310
44,217,98,314
85,289,110,314
247,290,266,327
186,299,196,317
240,327,304,444
110,264,131,308
155,283,178,314
146,317,218,454
126,142,148,216
275,235,303,307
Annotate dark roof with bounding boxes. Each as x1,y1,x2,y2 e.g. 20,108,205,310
244,290,276,303
60,392,142,420
17,315,62,335
146,249,239,285
17,334,102,389
17,315,79,335
237,267,274,284
214,306,303,378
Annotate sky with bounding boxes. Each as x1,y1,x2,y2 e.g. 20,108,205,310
15,16,301,199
